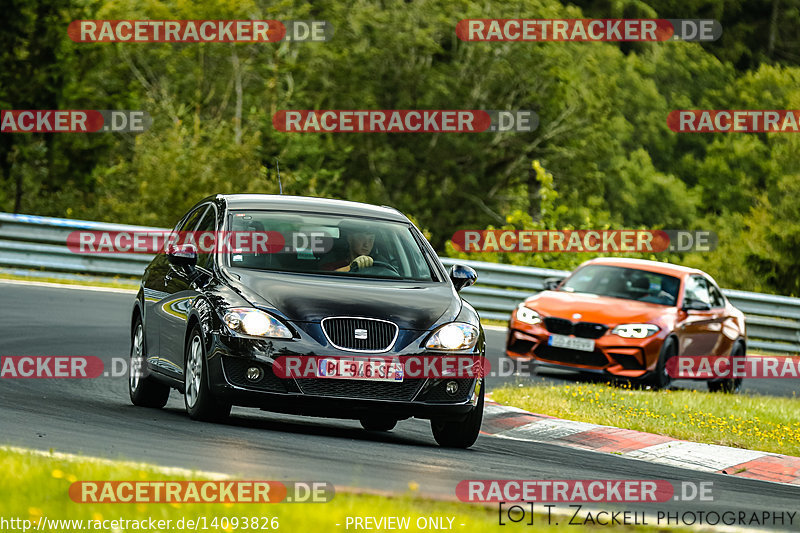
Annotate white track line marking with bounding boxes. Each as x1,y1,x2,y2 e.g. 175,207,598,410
625,441,768,472
484,403,538,416
0,278,137,294
496,419,601,440
1,445,230,479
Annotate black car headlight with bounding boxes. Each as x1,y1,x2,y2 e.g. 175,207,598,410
223,308,292,338
425,323,479,350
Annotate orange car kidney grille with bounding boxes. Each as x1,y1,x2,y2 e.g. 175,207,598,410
543,317,608,339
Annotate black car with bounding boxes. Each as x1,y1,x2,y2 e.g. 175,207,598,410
128,194,485,448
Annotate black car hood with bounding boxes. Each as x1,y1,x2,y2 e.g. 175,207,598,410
225,268,460,330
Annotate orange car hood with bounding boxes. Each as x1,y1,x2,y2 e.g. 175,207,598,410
524,290,673,325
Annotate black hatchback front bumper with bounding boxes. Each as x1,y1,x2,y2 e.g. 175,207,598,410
204,330,483,421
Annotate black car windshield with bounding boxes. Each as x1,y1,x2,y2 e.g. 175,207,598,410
560,265,680,306
225,210,437,281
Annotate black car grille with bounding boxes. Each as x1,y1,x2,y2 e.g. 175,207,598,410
422,379,474,403
543,318,608,339
574,322,608,339
223,358,287,392
296,378,423,401
534,344,609,367
321,317,398,352
543,317,573,335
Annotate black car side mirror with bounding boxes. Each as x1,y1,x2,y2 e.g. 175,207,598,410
682,298,711,311
167,243,198,268
449,264,478,292
542,277,563,291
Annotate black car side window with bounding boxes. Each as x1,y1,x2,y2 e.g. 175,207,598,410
158,207,206,259
195,206,217,270
179,207,206,233
165,205,205,251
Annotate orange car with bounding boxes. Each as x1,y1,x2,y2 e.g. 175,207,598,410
506,258,746,391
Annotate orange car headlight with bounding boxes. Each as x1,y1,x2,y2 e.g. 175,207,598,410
611,323,659,338
515,304,541,325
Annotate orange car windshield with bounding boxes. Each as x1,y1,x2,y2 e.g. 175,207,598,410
560,265,680,306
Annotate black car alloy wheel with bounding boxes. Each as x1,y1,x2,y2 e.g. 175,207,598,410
128,317,170,408
184,325,231,421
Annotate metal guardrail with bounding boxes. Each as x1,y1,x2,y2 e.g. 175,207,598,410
1,212,798,354
0,213,152,276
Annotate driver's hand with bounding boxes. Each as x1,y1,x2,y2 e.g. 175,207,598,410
351,255,374,270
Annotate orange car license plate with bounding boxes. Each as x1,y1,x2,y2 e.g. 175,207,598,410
548,334,595,352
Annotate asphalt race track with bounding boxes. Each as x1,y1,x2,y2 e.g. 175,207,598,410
1,281,799,526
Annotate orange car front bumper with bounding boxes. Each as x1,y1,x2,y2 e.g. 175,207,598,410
505,318,666,379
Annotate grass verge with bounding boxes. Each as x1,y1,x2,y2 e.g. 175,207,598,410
492,382,800,456
0,446,681,532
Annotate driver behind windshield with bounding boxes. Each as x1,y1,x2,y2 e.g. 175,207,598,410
321,229,377,272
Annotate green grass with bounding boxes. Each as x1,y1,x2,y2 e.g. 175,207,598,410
492,382,800,456
0,446,685,532
479,318,510,328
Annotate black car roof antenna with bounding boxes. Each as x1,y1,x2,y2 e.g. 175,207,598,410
275,158,283,195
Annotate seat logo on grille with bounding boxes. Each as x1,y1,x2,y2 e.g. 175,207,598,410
354,328,368,340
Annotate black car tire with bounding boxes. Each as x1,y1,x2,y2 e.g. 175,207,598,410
184,325,231,421
647,337,677,390
708,342,744,393
360,417,398,431
129,316,170,408
430,382,484,448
